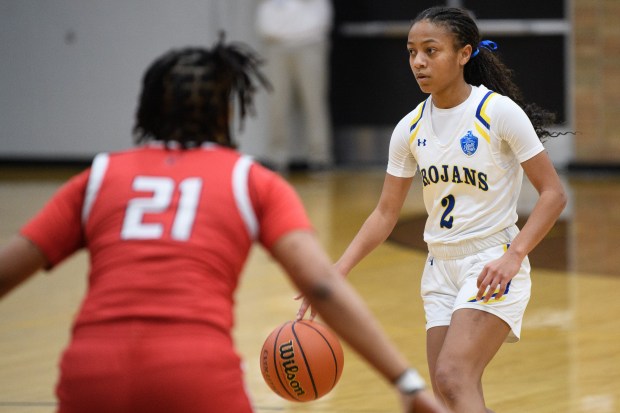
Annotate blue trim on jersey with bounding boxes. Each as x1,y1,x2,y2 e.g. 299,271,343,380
475,91,495,130
467,280,512,303
409,99,428,133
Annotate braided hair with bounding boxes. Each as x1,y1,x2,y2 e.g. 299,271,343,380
134,33,271,148
412,7,558,141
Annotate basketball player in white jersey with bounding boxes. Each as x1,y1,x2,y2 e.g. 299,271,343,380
298,6,567,413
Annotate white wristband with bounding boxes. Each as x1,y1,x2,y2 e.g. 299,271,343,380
395,368,426,395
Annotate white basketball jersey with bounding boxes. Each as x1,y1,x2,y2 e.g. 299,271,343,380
387,85,544,246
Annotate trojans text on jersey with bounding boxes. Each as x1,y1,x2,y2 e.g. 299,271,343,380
419,164,488,191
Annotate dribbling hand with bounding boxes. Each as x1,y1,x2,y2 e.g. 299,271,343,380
294,294,316,321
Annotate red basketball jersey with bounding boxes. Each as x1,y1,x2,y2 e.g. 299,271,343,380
21,143,313,334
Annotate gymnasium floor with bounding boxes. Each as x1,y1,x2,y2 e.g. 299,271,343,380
0,165,618,412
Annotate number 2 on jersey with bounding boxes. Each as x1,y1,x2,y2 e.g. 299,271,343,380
121,176,203,241
440,194,455,229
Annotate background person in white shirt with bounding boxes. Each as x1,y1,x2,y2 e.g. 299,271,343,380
256,0,334,171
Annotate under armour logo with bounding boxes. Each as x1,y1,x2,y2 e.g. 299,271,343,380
417,138,427,146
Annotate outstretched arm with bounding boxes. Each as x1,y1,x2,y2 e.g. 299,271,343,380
336,173,414,276
296,173,413,319
476,151,567,301
0,235,48,299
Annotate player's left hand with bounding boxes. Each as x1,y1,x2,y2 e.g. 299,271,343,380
476,251,522,302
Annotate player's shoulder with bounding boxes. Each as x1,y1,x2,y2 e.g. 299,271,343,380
404,98,430,122
473,84,521,117
247,157,290,190
394,97,430,133
95,145,154,164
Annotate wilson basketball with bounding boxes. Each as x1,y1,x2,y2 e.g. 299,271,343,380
260,320,344,402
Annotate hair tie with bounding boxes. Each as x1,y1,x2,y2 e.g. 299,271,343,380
472,40,498,57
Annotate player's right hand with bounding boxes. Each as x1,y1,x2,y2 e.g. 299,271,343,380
294,294,316,321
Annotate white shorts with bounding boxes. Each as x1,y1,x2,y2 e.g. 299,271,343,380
421,241,531,343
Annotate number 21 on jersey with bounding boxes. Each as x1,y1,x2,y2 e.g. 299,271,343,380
121,176,203,241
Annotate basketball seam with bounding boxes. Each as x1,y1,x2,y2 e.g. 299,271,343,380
292,321,319,399
302,321,341,389
272,321,298,400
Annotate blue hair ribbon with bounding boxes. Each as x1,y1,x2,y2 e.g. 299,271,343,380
472,40,498,57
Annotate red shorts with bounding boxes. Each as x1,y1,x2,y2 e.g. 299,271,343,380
55,321,253,413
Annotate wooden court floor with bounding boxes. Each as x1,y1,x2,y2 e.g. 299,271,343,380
0,166,618,413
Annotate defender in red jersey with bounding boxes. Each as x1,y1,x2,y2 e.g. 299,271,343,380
0,36,446,413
